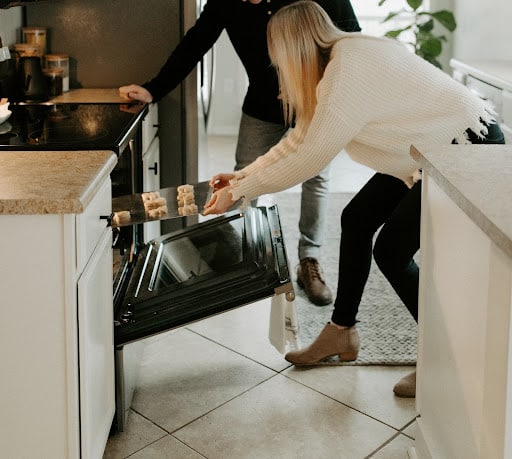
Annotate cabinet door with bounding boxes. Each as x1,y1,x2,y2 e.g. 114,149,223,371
142,135,161,242
77,229,115,459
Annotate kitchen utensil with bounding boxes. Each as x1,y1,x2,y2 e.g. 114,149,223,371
17,55,48,102
111,180,217,227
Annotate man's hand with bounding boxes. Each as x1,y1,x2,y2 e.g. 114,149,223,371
119,84,153,103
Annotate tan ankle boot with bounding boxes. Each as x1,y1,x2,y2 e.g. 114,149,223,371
285,323,359,365
393,370,416,398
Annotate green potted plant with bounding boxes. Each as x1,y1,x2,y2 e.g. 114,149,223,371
379,0,457,69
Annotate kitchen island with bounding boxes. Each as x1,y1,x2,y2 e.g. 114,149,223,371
0,150,117,459
410,144,512,459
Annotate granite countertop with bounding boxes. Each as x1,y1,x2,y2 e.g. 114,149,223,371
411,144,512,259
0,150,116,214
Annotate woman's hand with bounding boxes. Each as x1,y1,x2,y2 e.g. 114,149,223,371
119,84,153,103
209,173,236,191
203,187,237,215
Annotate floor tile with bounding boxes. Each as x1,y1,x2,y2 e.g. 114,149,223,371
131,328,276,433
369,433,415,459
103,410,167,458
283,365,417,430
174,374,396,459
187,298,292,372
129,435,204,459
403,419,417,439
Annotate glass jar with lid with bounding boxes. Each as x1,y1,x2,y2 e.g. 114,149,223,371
43,67,64,97
22,27,47,57
45,54,69,92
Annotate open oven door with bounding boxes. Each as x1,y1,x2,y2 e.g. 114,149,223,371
113,205,293,346
112,204,293,432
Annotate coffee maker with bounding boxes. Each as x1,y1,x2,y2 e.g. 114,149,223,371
16,55,49,102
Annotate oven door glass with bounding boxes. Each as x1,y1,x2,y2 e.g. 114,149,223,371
114,205,291,345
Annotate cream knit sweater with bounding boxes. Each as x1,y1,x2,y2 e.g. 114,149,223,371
229,34,494,201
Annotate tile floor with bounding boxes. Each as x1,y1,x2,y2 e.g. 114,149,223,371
103,136,418,459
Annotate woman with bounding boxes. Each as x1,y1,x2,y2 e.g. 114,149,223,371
203,1,505,397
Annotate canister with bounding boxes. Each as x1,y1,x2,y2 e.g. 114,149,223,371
43,67,63,97
13,43,39,61
22,27,47,57
45,54,69,92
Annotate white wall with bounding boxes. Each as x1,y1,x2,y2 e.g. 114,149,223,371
453,0,512,60
0,7,22,46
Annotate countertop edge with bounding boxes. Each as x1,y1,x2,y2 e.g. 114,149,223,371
0,151,117,215
79,153,117,211
410,144,512,260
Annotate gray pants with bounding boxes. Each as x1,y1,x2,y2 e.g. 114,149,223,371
234,113,329,260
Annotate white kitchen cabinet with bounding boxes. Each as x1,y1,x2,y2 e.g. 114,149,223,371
410,145,512,459
142,102,161,242
0,170,115,459
77,184,115,459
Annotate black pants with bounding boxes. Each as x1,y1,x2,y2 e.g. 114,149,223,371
331,122,505,327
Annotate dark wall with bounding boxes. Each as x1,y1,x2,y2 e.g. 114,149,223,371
25,0,181,87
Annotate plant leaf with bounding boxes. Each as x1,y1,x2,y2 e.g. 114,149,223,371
430,10,457,31
417,18,434,33
384,24,412,38
407,0,423,11
381,10,404,23
418,37,442,58
378,0,387,6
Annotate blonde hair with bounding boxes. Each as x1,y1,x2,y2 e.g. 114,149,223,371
267,1,346,125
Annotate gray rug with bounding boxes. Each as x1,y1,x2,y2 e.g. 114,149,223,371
270,191,417,366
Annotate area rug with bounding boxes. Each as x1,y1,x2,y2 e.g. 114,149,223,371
269,191,417,366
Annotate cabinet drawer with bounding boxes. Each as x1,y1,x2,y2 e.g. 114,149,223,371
466,75,503,121
76,178,112,273
142,103,159,152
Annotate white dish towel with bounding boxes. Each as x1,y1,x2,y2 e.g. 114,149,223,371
268,293,300,354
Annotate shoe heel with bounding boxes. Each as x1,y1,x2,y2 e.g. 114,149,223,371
338,351,357,362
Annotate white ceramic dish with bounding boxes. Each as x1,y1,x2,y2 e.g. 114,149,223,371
0,110,12,125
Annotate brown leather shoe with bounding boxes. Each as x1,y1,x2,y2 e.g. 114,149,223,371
296,257,333,305
285,323,359,365
393,370,416,398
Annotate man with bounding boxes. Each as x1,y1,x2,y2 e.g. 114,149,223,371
119,0,361,305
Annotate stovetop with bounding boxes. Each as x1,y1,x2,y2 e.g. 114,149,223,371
0,102,147,154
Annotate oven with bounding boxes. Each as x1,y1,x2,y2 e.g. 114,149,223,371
0,101,294,433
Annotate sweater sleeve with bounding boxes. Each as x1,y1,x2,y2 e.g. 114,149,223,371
230,102,363,201
142,0,225,102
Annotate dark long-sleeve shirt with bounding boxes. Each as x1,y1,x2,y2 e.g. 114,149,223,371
143,0,360,124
